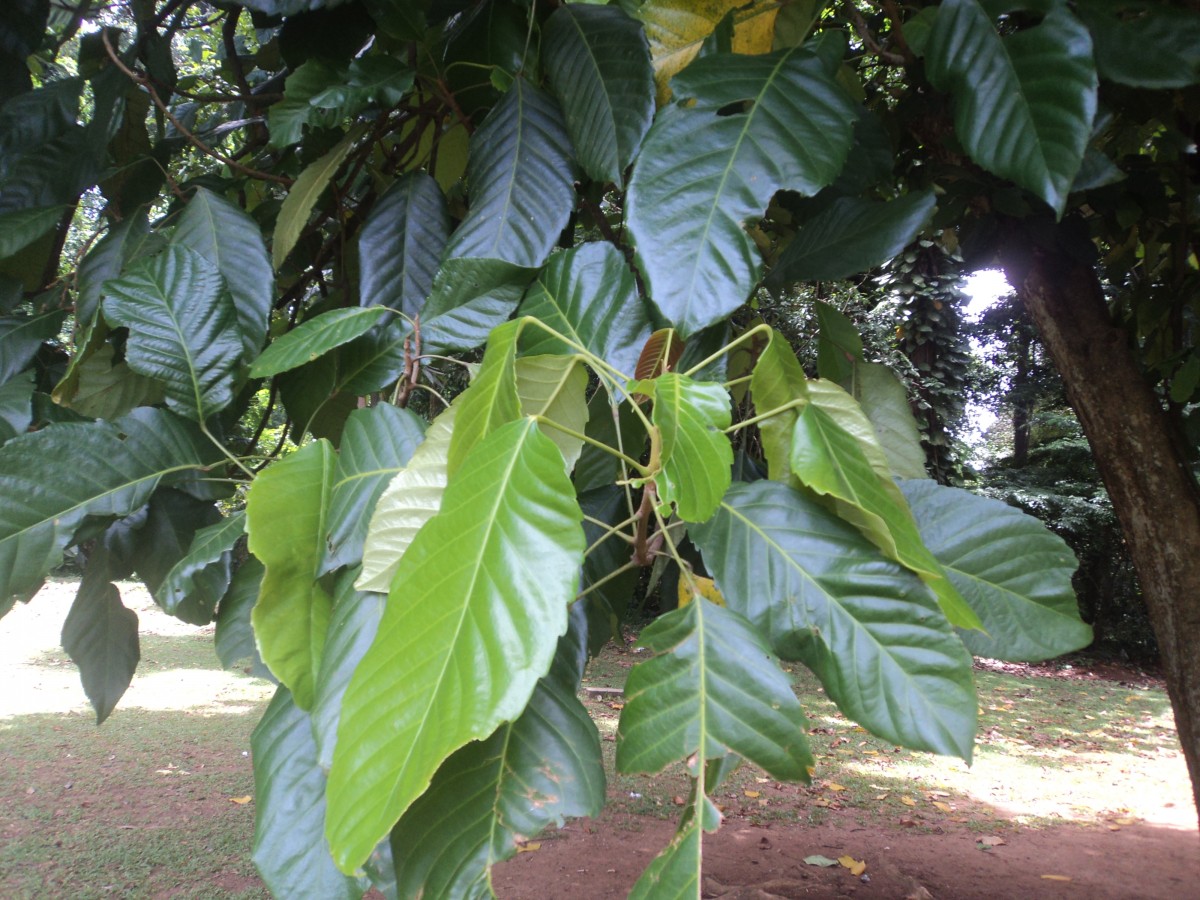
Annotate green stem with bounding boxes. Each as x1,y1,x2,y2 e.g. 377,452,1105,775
681,322,773,379
533,415,648,475
574,559,640,604
200,423,256,480
724,397,808,434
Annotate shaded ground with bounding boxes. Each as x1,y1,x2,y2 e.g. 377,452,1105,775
1,579,1196,898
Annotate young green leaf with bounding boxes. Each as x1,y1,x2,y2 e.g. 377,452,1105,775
750,326,810,480
515,354,589,471
326,418,585,873
247,440,337,710
447,319,522,476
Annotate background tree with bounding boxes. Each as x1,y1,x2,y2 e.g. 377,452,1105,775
0,1,1194,896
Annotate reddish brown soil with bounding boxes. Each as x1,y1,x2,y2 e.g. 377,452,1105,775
494,809,1198,899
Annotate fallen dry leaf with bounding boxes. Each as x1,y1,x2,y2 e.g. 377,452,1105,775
229,796,253,805
804,855,838,867
516,842,541,853
931,801,953,813
1040,874,1071,882
900,796,917,806
838,855,867,876
827,783,847,792
744,790,761,798
1114,817,1136,826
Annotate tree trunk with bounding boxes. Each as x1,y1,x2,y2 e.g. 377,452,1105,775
1006,243,1200,831
1010,326,1032,467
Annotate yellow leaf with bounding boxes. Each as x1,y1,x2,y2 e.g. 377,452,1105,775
872,794,888,801
744,790,761,798
517,842,541,853
900,796,917,806
838,856,867,876
932,801,953,813
731,3,778,55
229,796,253,805
1040,875,1071,882
677,575,726,608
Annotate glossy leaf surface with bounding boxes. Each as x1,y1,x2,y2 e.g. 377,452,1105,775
326,418,585,872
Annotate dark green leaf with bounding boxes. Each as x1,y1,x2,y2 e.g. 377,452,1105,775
442,79,576,268
414,257,536,356
0,368,34,442
691,481,977,760
103,244,241,422
247,440,337,710
815,301,863,384
311,572,386,770
326,418,585,872
519,242,652,382
574,390,647,496
172,187,274,363
899,479,1092,661
251,687,364,900
76,213,150,329
626,48,856,335
0,306,66,383
61,539,140,725
134,489,224,625
1080,4,1200,89
250,308,390,379
0,204,66,257
323,403,426,573
55,339,166,420
0,408,218,604
543,4,654,185
159,511,245,624
215,558,274,680
358,172,449,319
769,192,936,285
390,609,604,897
617,598,813,779
580,486,639,655
268,59,344,148
926,0,1097,215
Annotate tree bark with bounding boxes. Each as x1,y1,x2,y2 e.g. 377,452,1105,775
1006,244,1200,830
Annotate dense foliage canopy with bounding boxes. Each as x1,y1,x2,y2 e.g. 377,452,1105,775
3,0,1197,896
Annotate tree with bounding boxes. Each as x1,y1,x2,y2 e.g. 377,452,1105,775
0,1,1194,896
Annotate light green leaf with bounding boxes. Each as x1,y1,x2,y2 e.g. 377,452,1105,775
543,4,654,185
159,511,245,622
515,354,589,471
626,47,856,335
899,479,1092,661
926,0,1097,215
795,380,983,631
390,610,604,898
247,441,337,710
0,408,217,605
442,79,576,267
358,172,449,319
323,403,426,574
215,558,274,680
250,308,390,379
750,326,810,481
172,187,274,362
852,362,928,481
447,319,521,476
519,242,652,383
326,418,585,872
618,598,813,779
311,572,385,771
103,244,241,422
691,481,977,760
356,404,455,593
251,687,364,900
273,127,362,270
61,546,140,725
768,192,936,286
637,373,732,522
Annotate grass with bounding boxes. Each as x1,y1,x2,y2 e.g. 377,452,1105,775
0,579,1188,898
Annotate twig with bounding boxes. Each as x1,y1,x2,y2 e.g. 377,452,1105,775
846,2,906,65
876,0,917,63
101,30,292,186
